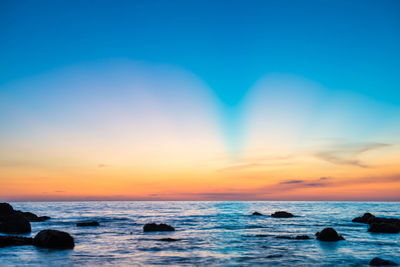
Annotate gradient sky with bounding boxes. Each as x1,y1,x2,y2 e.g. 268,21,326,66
1,0,400,201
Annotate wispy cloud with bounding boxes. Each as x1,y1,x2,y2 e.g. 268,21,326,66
279,179,304,184
97,164,109,168
314,142,392,168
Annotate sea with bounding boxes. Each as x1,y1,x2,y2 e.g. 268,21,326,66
0,201,399,266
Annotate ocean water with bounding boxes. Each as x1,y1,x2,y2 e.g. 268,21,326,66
0,201,399,266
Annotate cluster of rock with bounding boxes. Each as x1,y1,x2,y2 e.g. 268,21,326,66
0,203,74,249
352,212,400,233
250,210,397,265
0,229,75,249
0,203,51,234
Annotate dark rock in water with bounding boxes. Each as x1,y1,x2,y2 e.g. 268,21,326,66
316,228,344,241
0,235,33,248
33,229,74,249
368,223,400,233
295,235,311,239
15,211,50,222
275,235,292,239
0,214,31,233
353,212,376,223
160,238,178,242
143,223,175,232
369,257,398,266
271,211,294,218
38,216,51,221
352,213,400,227
252,212,263,216
0,203,14,216
275,235,311,240
77,221,99,227
0,203,50,223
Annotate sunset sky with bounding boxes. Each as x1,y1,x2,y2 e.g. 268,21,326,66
1,0,400,201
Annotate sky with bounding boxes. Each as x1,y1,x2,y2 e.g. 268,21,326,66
1,0,400,201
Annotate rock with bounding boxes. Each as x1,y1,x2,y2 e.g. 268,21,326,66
15,211,50,222
275,235,311,240
143,223,175,232
77,221,99,227
369,257,398,266
316,228,344,241
275,235,292,239
352,213,400,226
0,235,33,248
0,214,31,233
38,216,51,221
271,211,294,218
371,217,400,225
0,203,14,216
295,235,311,239
368,223,400,234
0,203,50,223
33,229,74,249
252,212,263,216
160,238,178,242
352,212,376,223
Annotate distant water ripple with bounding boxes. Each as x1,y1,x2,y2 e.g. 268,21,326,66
0,201,399,266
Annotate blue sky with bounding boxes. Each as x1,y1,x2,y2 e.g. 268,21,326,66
1,0,400,104
2,0,400,158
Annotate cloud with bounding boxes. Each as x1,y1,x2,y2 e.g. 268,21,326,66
279,179,304,184
319,177,330,180
302,182,326,187
314,142,392,168
97,164,109,168
54,190,65,193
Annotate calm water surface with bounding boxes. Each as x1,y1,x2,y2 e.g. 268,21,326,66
0,201,399,266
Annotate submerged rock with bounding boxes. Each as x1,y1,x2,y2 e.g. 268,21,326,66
352,212,376,223
275,235,292,239
368,223,400,234
159,238,178,242
33,229,75,249
369,257,398,266
271,211,294,218
252,212,263,216
0,214,31,234
316,228,344,241
143,223,175,232
77,221,100,227
0,235,33,247
275,235,311,240
295,235,311,239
